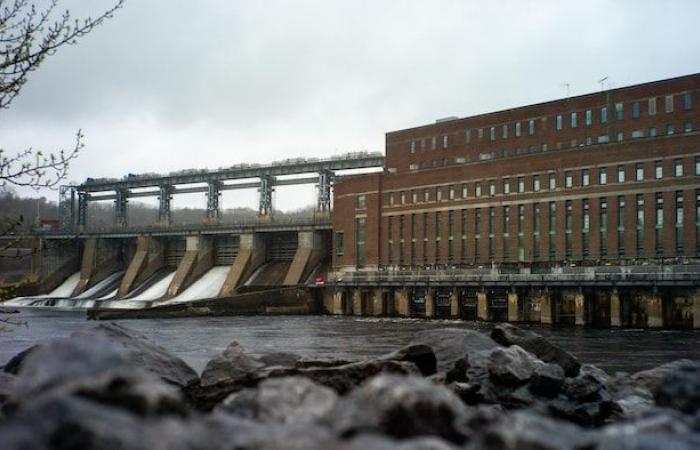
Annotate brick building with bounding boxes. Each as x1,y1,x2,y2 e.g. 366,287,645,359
332,73,700,271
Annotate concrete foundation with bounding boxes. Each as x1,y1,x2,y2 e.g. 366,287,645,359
540,292,553,324
507,292,519,322
647,295,664,328
575,292,586,326
352,290,363,316
394,289,410,317
219,234,265,297
694,294,700,329
425,290,435,318
477,291,488,321
449,291,459,318
610,291,621,327
371,289,386,316
118,236,164,297
165,236,213,299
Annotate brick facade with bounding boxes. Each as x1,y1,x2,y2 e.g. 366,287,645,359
333,73,700,270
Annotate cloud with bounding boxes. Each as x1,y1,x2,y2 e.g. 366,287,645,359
1,0,699,211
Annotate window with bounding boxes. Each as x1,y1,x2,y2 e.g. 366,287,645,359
533,175,541,192
631,129,644,139
636,163,644,181
565,171,573,188
489,181,496,196
449,185,455,200
667,124,674,135
582,169,590,186
632,101,640,119
423,188,430,202
617,165,625,183
503,178,510,194
549,202,556,260
654,160,663,179
412,190,418,204
502,124,508,139
461,183,468,198
675,159,684,177
356,218,366,265
436,187,442,202
683,92,692,110
466,129,471,144
475,183,481,197
556,114,563,130
618,196,626,258
409,163,419,171
442,135,448,149
533,203,541,259
655,194,663,256
615,102,624,121
565,200,573,258
541,143,548,152
490,127,496,141
400,191,406,205
518,176,525,193
582,199,590,257
478,128,484,140
676,191,684,254
600,198,608,257
685,121,693,133
410,141,416,153
515,122,521,137
616,132,624,142
517,204,525,261
665,95,674,113
636,194,645,256
599,134,610,144
648,97,657,115
649,127,657,137
601,106,608,123
549,173,556,190
696,156,700,176
599,167,607,185
335,232,344,257
570,112,577,128
431,136,437,150
585,136,592,146
585,109,592,126
528,119,535,135
357,194,366,209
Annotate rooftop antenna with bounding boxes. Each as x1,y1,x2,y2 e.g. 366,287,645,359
560,83,571,97
598,76,609,91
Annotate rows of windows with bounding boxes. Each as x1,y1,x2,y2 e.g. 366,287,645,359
407,92,695,154
379,190,700,265
385,156,699,208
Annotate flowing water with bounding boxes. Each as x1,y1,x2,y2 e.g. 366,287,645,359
1,309,698,375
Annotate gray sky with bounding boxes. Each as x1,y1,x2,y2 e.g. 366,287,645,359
2,0,699,211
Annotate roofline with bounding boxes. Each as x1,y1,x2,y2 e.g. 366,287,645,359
386,72,700,137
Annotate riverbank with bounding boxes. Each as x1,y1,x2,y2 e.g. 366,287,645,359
1,321,698,449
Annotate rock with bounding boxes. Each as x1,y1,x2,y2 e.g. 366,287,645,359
330,374,470,444
549,375,615,426
385,344,437,377
71,323,199,391
410,328,500,373
596,407,700,450
220,376,338,425
654,361,700,414
0,371,17,403
488,345,537,386
628,359,694,392
491,324,580,377
342,434,461,449
477,410,596,450
564,374,603,402
529,361,565,397
4,333,186,416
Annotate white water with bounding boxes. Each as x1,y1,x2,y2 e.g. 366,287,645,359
48,272,81,297
75,271,124,299
99,288,119,300
163,266,229,304
128,272,176,301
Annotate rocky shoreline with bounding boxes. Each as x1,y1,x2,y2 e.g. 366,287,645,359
1,323,698,449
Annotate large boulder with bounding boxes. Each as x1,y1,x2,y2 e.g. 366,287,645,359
0,371,17,404
491,324,580,377
410,328,500,373
220,376,338,425
654,361,700,414
329,374,470,444
488,346,537,386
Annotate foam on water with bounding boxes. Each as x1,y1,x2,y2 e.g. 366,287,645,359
129,271,176,301
48,272,81,297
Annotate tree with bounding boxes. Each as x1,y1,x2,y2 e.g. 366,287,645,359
1,0,125,190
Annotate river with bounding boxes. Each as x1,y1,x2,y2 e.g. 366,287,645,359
1,309,699,374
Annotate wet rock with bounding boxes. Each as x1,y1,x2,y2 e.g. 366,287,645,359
330,374,470,444
549,375,615,426
491,324,580,377
0,371,16,404
410,328,500,373
385,344,437,376
478,410,596,450
529,361,565,397
654,361,700,414
488,346,536,386
71,323,199,391
220,376,338,425
341,434,461,450
596,407,700,450
564,374,603,402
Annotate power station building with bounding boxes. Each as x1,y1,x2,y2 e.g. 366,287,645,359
332,73,700,271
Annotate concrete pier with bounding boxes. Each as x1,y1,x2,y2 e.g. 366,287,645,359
575,292,586,326
539,292,553,324
610,291,621,327
425,290,435,318
477,291,488,321
394,289,410,317
449,291,459,318
507,292,519,322
646,294,664,328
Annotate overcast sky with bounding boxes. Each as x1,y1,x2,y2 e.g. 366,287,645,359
1,0,699,212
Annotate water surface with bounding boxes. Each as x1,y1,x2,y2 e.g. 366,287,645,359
1,309,698,375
